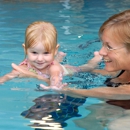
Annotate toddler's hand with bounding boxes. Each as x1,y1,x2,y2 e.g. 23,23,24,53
93,51,103,62
55,51,66,63
87,51,102,67
94,51,102,61
40,83,68,91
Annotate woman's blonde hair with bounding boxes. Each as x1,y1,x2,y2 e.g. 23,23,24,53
99,9,130,50
24,21,57,54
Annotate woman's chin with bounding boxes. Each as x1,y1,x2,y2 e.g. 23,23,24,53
105,67,115,72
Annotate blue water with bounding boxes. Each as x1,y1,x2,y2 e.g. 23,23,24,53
0,0,130,130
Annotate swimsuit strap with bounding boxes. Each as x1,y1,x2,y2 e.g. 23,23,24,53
28,62,51,79
104,70,129,87
19,59,53,79
19,59,28,66
116,70,125,77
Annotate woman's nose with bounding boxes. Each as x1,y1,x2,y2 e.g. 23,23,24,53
99,46,107,56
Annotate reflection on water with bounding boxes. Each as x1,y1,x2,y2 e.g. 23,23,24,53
107,100,130,130
107,100,130,110
74,102,124,130
108,110,130,130
73,100,130,130
21,93,86,129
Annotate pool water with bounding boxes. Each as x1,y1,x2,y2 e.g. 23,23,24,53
0,0,130,130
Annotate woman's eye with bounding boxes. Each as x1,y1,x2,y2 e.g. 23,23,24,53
107,45,113,50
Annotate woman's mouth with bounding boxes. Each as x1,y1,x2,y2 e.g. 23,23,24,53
104,59,111,63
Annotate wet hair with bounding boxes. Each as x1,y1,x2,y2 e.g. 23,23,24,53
24,21,57,55
99,9,130,51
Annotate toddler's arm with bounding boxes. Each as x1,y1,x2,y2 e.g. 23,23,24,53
78,51,102,72
0,70,19,84
63,51,102,75
49,64,63,87
11,63,50,84
40,70,67,91
55,51,66,62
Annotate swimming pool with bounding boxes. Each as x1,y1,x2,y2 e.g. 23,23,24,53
0,0,130,130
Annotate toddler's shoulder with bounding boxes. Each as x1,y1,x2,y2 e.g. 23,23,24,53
49,60,63,71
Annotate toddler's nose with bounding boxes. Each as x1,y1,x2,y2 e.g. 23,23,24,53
37,54,44,61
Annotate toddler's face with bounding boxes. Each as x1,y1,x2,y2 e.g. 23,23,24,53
27,42,55,70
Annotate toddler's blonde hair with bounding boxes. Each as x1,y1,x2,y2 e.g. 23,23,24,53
24,21,57,55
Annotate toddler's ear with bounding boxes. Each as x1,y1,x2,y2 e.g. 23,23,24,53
22,43,27,54
22,43,25,48
55,44,60,55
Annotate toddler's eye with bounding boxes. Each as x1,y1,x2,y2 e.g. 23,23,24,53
32,51,37,54
44,52,49,54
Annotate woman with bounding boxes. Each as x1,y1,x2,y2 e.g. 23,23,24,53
38,9,130,100
13,9,130,100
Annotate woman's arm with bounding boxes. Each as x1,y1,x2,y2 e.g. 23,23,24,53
40,82,130,100
62,85,130,100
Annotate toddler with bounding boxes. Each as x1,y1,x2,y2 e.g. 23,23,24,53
0,21,101,88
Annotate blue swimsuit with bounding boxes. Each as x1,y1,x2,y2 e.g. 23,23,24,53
105,70,130,109
104,70,126,87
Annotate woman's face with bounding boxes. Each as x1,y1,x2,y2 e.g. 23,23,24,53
99,30,130,72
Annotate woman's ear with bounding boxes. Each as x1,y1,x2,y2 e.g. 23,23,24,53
54,44,60,55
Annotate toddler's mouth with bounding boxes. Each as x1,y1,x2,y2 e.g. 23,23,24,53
36,62,45,65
